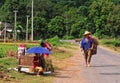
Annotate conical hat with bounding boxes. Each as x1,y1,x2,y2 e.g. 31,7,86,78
83,31,91,35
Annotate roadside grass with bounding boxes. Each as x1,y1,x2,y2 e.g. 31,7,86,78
0,42,74,83
59,42,78,50
51,42,78,60
0,43,39,58
1,69,53,83
0,57,18,69
51,49,72,60
100,39,120,52
6,71,53,83
0,44,17,58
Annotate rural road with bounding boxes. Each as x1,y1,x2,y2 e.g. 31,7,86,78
54,45,120,83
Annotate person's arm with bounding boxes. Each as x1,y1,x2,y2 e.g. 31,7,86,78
80,47,83,52
90,43,94,50
80,39,83,52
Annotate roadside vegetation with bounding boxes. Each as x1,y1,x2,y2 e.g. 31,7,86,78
0,36,120,82
100,38,120,52
0,36,74,83
0,0,120,40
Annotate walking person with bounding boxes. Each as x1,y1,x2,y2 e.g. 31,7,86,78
80,31,94,67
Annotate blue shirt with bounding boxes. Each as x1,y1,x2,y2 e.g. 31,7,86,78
80,37,94,50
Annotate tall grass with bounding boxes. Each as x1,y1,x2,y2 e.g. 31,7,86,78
0,44,17,58
100,39,120,47
0,43,40,58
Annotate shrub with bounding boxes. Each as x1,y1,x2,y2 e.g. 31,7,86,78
101,39,120,47
46,35,61,46
62,36,74,39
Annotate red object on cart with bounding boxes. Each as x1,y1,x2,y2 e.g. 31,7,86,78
18,44,26,57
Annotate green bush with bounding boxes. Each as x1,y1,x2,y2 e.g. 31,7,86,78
62,36,74,39
46,35,61,46
114,41,120,47
101,39,120,47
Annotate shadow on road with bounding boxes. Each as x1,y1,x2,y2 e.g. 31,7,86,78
53,71,71,78
100,73,120,75
91,65,120,67
55,75,71,78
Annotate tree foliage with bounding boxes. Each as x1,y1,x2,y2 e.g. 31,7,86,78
48,16,65,38
0,0,119,40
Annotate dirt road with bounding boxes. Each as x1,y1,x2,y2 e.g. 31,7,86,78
54,46,120,83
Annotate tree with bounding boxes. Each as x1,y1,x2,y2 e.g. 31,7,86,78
48,16,65,38
107,4,120,37
32,17,47,39
70,16,88,38
88,0,114,38
0,0,119,39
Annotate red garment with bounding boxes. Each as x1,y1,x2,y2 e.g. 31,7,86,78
34,62,39,68
43,54,49,57
45,42,51,51
33,56,39,68
19,44,26,48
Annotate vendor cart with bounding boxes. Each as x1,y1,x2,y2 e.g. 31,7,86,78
18,55,42,73
18,55,54,73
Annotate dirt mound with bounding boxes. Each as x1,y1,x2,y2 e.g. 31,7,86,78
6,50,17,58
0,71,4,78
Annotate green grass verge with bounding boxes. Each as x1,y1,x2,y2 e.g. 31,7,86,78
51,50,72,60
100,39,120,53
0,43,39,58
0,44,17,58
5,71,54,83
51,42,76,60
0,42,75,83
0,57,54,83
0,57,18,69
100,39,120,47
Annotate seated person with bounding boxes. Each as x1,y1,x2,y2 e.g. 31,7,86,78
33,54,43,76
